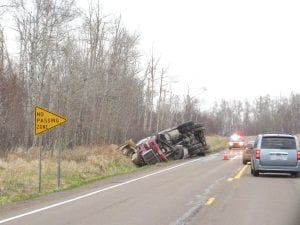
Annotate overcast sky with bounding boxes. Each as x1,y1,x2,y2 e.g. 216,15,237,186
83,0,300,107
3,0,300,108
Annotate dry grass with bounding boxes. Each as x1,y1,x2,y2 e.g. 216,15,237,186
206,135,228,152
0,136,229,205
0,145,137,205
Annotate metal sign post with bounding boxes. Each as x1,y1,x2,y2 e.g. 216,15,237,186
34,106,67,193
57,129,63,190
39,140,42,193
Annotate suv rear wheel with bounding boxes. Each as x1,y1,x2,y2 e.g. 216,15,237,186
253,169,259,177
251,165,259,176
291,172,299,178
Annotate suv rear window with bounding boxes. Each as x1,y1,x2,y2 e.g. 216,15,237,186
261,137,296,149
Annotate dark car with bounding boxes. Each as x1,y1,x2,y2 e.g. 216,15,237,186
242,141,254,164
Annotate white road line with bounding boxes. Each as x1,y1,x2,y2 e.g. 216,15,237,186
0,157,208,224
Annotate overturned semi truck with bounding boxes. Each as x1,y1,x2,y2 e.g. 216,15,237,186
117,121,209,166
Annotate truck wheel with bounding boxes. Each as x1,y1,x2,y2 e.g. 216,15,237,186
172,146,184,160
188,144,201,155
177,121,194,133
131,153,144,167
192,124,205,132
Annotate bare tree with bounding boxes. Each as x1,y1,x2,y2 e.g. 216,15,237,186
10,0,78,147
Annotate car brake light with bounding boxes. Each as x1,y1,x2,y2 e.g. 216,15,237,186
255,150,260,159
297,151,300,160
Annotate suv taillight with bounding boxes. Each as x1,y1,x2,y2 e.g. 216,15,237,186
297,151,300,160
255,150,260,159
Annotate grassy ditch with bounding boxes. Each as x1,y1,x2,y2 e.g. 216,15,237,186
206,135,228,152
0,145,138,205
0,136,228,205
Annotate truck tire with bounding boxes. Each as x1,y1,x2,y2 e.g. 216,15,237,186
177,121,194,133
172,145,184,160
132,153,145,167
188,144,202,155
192,124,205,132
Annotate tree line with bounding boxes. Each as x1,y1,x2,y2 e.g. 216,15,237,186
0,0,300,152
203,94,300,136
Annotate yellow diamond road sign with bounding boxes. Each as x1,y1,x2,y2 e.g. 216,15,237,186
35,106,67,135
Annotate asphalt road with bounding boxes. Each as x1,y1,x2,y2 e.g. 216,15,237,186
1,150,300,225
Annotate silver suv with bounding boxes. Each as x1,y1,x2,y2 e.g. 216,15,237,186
251,134,300,177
